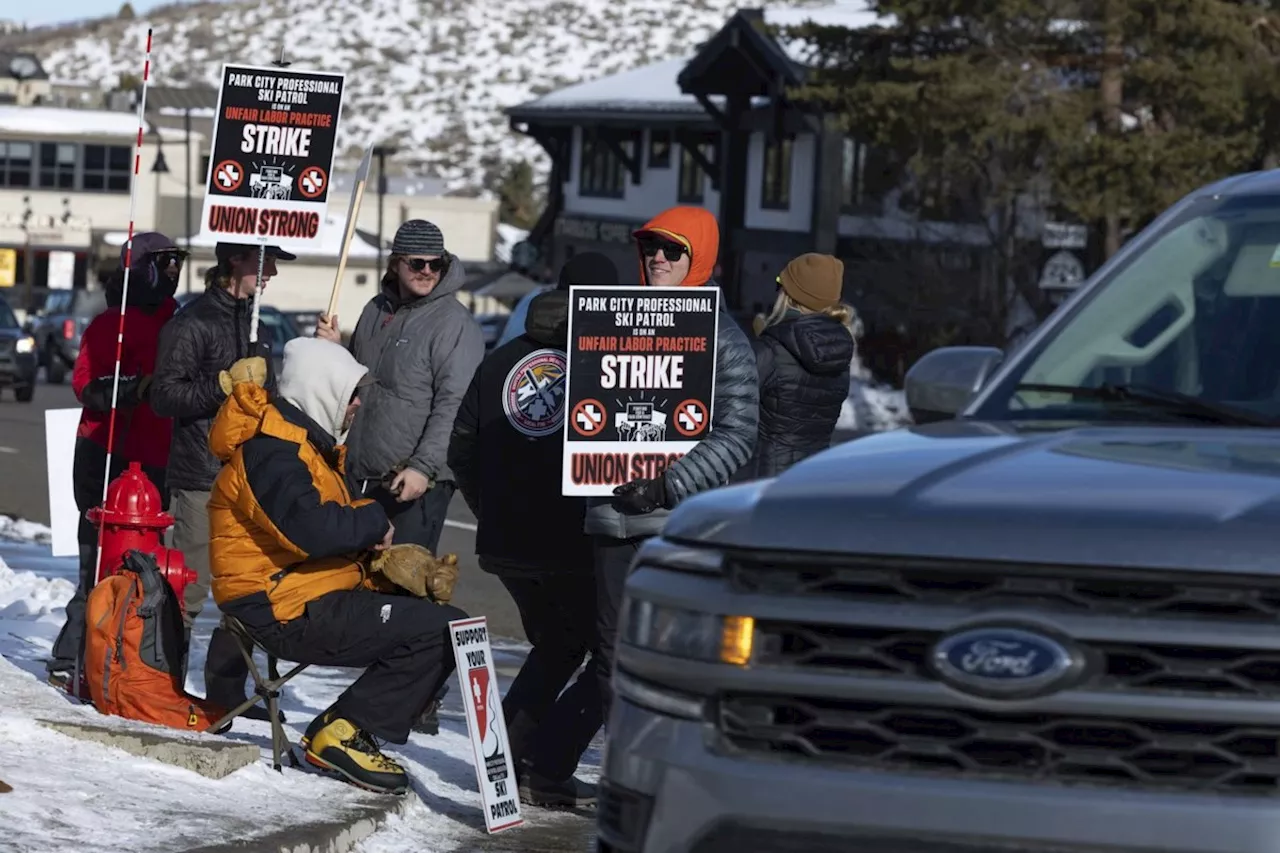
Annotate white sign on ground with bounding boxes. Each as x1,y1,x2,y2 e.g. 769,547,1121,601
448,615,523,834
44,408,81,557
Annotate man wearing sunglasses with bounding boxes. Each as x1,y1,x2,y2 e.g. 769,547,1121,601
586,205,760,721
47,231,185,687
319,219,484,560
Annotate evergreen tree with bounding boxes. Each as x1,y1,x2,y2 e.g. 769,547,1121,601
786,1,1087,339
118,2,136,19
788,0,1279,265
495,160,543,231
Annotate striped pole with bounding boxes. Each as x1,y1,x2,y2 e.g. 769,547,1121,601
73,27,155,700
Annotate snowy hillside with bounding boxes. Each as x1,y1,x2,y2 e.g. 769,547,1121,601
27,0,823,193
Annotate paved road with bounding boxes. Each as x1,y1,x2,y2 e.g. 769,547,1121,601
0,381,527,643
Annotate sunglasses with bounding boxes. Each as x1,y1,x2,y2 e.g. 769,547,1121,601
638,238,686,263
151,249,189,267
404,257,446,273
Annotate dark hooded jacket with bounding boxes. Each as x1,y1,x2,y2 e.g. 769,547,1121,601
584,206,759,540
345,253,486,483
151,285,276,492
742,312,854,480
447,288,588,572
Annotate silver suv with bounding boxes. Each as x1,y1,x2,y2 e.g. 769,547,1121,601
598,171,1280,853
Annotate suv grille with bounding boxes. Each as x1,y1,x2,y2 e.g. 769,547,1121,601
757,624,1280,699
722,552,1280,794
720,695,1280,795
732,557,1280,623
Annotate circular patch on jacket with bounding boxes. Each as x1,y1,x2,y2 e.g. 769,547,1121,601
502,348,568,438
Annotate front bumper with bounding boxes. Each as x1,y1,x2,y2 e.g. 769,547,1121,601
602,691,1280,853
0,351,38,386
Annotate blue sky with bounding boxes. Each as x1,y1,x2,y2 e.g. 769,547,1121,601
16,0,222,28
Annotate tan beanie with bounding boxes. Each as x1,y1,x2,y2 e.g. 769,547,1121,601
779,253,844,311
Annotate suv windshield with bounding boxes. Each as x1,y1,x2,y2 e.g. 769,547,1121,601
0,298,17,330
979,192,1280,425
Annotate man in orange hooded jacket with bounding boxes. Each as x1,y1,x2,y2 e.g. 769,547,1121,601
585,206,759,721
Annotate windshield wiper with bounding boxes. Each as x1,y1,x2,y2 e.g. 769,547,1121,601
1013,382,1278,427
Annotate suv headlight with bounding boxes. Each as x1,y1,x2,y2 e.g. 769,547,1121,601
15,337,34,354
621,596,754,666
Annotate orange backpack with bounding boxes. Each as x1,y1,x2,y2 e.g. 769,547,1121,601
84,550,226,731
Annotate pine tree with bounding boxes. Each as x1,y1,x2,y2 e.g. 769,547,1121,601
118,2,136,19
787,0,1087,340
496,160,543,231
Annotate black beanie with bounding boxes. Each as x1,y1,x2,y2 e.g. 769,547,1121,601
557,252,619,291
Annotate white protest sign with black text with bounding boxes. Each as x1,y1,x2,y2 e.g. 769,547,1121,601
562,285,720,496
198,63,345,251
449,616,523,834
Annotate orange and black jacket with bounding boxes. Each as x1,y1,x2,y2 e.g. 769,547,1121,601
207,383,390,622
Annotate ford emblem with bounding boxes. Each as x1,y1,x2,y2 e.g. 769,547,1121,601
931,626,1081,698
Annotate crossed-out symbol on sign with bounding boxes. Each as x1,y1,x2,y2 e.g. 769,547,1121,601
674,399,708,437
213,159,243,192
571,398,605,437
298,166,327,199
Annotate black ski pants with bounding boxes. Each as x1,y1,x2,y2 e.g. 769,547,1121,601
223,588,466,744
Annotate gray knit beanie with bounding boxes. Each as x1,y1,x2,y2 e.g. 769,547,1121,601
392,219,446,256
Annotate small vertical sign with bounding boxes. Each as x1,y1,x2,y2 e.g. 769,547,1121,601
449,616,523,834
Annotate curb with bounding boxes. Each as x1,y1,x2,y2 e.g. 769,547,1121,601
180,793,412,853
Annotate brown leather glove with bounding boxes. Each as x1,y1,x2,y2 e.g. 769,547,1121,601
218,356,268,395
369,544,459,604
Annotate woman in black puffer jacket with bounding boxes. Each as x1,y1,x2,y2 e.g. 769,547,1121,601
741,253,857,480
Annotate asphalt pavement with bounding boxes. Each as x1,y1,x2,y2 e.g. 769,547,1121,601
0,380,527,643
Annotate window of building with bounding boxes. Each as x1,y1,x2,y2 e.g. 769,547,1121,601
761,135,794,210
579,131,626,199
201,154,211,179
82,144,132,193
0,141,33,188
649,131,671,169
841,138,900,214
39,142,77,189
678,142,707,204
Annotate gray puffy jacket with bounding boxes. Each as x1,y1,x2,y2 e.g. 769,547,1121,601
584,300,759,539
344,255,485,484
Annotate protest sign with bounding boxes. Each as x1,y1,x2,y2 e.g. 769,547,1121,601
449,616,523,834
199,63,345,250
562,285,719,496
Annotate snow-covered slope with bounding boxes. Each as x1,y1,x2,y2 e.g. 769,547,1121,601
29,0,821,193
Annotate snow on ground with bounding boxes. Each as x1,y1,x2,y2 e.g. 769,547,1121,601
0,547,596,852
0,515,53,546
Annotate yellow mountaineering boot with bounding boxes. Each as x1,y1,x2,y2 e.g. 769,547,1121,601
303,717,408,795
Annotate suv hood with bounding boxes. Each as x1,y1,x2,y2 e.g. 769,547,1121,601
665,422,1280,575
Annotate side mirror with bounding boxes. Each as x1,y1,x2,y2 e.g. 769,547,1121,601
905,346,1004,423
21,320,34,335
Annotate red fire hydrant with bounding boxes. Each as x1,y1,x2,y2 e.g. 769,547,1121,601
71,462,196,699
88,461,196,606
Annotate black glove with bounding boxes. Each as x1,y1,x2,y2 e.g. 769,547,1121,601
613,475,669,514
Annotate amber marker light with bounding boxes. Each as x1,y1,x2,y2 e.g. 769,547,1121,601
720,615,755,666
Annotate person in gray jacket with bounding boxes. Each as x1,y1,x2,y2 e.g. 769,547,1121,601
316,219,484,557
590,205,759,721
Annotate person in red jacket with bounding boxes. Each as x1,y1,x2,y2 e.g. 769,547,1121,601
47,231,184,686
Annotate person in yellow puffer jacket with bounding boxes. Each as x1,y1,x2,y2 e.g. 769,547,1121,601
206,337,467,795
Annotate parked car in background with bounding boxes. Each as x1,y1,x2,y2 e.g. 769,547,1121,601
0,292,38,402
28,288,108,384
175,293,300,376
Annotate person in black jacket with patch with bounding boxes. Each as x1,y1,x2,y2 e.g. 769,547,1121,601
743,253,857,480
447,252,620,809
151,241,291,713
